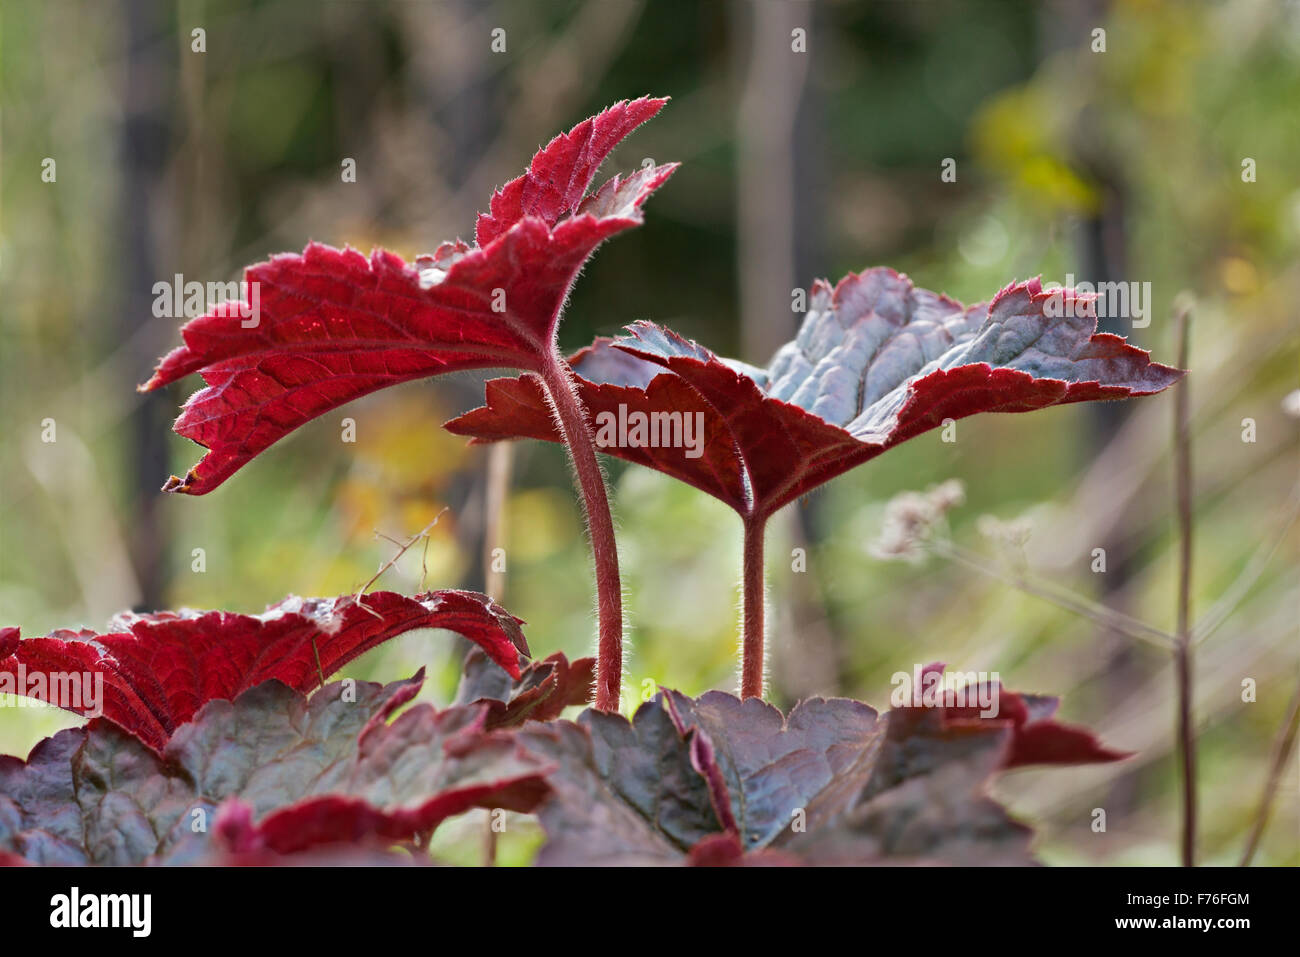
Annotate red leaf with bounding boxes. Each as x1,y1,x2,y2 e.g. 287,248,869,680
140,98,674,494
892,662,1131,771
449,271,1183,521
475,96,666,245
210,801,429,865
0,590,526,751
448,350,752,512
0,627,18,659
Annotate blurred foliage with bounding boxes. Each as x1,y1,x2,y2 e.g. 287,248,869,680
0,0,1296,865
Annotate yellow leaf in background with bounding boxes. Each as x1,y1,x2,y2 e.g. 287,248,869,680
505,489,578,562
1018,156,1100,215
1219,256,1259,295
970,88,1100,215
337,476,385,538
970,87,1046,170
356,391,470,487
334,390,476,539
1115,0,1204,118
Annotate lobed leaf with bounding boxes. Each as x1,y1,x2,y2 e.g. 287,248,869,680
660,690,879,851
455,648,595,729
0,590,527,752
518,667,1126,866
892,663,1131,773
474,96,666,245
141,98,674,494
517,719,684,866
0,673,551,865
450,270,1183,520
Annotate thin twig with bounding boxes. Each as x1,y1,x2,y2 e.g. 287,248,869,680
484,813,499,868
311,637,326,688
933,540,1176,650
1240,674,1300,866
351,508,450,618
1172,301,1196,867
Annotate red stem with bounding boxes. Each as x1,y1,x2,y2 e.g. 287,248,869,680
740,514,766,699
538,351,624,712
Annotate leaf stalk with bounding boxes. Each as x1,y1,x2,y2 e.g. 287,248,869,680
740,513,767,699
538,350,625,712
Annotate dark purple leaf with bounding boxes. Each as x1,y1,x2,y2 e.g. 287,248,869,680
520,668,1126,866
0,673,550,865
455,648,595,729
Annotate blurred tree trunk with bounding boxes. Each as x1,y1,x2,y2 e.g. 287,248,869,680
732,0,841,700
119,0,173,611
1046,0,1148,822
733,0,808,364
445,0,500,595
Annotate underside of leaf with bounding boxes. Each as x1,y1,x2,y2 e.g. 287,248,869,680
450,270,1183,519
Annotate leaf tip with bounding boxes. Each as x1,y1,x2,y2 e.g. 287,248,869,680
624,93,670,119
161,472,200,494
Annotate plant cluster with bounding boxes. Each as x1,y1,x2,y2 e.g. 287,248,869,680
1,99,1184,866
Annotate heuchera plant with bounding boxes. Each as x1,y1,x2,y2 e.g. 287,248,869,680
0,99,1184,866
448,274,1181,697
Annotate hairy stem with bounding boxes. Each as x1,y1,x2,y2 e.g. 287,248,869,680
741,514,767,699
1172,303,1196,868
538,351,624,712
1240,674,1300,866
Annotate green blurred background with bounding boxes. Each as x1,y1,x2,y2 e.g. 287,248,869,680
1,0,1297,865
